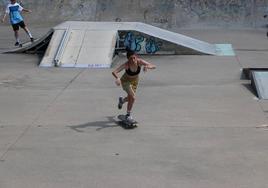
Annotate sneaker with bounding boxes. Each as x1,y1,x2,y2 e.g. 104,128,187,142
14,42,20,46
118,96,124,109
126,114,135,123
30,38,34,42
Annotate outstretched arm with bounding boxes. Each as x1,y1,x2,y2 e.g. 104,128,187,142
1,13,7,23
2,5,9,23
138,59,156,72
22,8,32,13
112,63,125,86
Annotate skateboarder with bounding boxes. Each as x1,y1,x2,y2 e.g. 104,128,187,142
112,49,156,123
1,0,34,46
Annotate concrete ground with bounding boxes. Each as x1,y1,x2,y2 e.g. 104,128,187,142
0,25,268,188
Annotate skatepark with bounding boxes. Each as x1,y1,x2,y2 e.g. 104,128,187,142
0,1,268,188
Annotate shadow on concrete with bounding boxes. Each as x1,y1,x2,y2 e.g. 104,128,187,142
67,116,119,132
242,83,257,97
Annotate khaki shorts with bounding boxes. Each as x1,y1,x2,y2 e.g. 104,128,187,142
120,73,139,93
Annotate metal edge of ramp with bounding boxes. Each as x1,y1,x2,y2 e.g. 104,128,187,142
251,71,268,100
39,29,66,67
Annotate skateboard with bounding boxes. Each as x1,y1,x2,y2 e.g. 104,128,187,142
117,114,138,129
17,38,35,48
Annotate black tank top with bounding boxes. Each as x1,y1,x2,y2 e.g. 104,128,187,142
125,66,141,76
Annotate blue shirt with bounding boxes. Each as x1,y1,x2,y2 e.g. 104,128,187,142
5,3,24,24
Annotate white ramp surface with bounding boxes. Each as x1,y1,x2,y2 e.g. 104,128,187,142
40,28,117,68
60,29,86,67
74,30,117,68
134,23,216,55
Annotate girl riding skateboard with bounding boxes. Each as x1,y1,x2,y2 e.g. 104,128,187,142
112,49,156,123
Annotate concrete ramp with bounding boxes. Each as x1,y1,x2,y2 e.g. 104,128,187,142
55,21,234,56
4,21,234,68
251,71,268,100
133,22,217,55
40,29,116,68
62,30,116,68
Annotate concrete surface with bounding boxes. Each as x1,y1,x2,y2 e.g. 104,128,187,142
0,25,268,188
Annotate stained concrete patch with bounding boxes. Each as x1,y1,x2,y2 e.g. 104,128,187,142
215,44,235,56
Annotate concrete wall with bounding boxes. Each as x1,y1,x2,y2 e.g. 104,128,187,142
1,0,268,29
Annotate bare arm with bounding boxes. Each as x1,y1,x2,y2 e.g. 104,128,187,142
1,13,7,23
22,8,32,13
138,58,156,72
112,63,125,86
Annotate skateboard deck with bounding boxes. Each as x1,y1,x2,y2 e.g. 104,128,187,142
117,114,138,129
17,39,35,47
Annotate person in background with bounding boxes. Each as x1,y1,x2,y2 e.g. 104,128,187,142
1,0,34,46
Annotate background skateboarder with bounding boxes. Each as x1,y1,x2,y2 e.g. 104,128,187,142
1,0,34,46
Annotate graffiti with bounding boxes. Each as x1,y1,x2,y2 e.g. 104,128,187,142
123,32,144,52
145,37,162,54
122,32,162,54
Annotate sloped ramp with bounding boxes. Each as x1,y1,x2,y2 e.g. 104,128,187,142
54,21,234,56
40,28,117,68
3,29,53,54
133,22,217,55
251,71,268,100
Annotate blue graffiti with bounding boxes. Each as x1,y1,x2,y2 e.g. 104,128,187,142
123,32,162,54
145,37,162,54
123,32,144,52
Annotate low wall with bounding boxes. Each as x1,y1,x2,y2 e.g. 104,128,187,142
1,0,268,29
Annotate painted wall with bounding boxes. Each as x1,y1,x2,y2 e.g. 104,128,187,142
1,0,268,28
